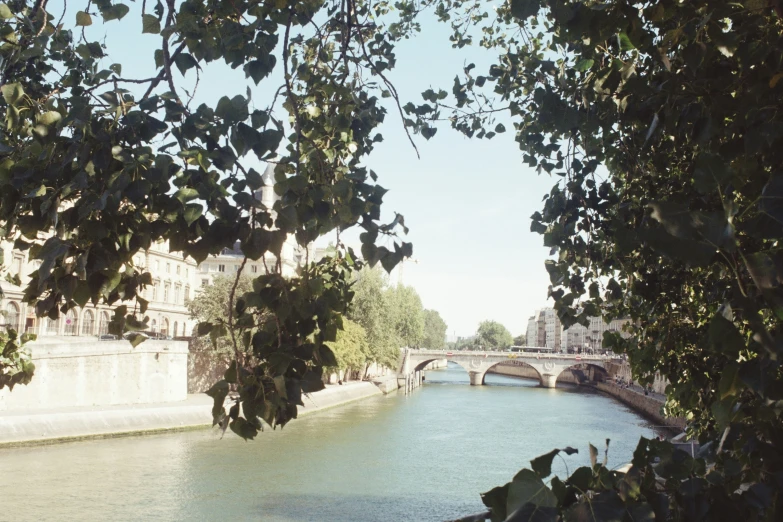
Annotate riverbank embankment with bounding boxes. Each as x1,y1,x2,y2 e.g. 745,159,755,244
594,382,685,430
486,362,684,430
0,380,394,447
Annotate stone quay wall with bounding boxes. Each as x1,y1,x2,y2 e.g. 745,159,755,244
0,337,188,412
604,360,669,395
595,382,685,430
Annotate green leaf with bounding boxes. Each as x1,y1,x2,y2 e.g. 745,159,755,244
506,469,557,516
530,449,559,479
318,345,339,367
707,314,745,355
618,32,635,51
183,203,203,226
481,484,509,522
174,53,198,76
126,332,147,347
719,363,742,400
241,229,271,260
174,187,199,203
142,14,160,34
574,58,594,72
101,3,130,21
37,111,61,126
693,153,732,194
509,0,541,20
1,83,24,105
75,10,92,26
229,417,259,440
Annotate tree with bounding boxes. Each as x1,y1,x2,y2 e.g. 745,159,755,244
348,267,400,370
0,0,416,436
476,320,512,351
188,274,254,353
422,309,447,349
387,284,425,348
512,334,525,347
325,319,369,380
403,0,783,518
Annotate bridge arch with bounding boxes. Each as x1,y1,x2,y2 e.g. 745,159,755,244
555,363,609,385
412,358,473,377
482,359,543,386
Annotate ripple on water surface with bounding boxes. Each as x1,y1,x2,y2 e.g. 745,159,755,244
0,363,663,522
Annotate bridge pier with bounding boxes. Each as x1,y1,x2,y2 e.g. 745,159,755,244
540,373,558,388
468,371,485,386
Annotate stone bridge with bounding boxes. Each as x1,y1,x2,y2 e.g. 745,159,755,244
401,349,611,388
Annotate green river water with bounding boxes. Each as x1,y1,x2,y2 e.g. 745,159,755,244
0,364,663,522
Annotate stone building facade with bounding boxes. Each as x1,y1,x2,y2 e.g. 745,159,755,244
525,307,632,353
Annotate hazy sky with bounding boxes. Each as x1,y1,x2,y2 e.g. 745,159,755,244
84,6,556,338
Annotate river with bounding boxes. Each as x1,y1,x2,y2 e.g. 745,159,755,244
0,363,663,521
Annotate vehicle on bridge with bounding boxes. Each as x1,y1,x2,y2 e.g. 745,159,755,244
507,346,555,354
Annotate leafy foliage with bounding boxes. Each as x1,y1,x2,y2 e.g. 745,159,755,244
477,320,513,350
325,318,369,378
422,308,448,349
0,328,34,390
0,0,416,434
405,0,783,518
348,267,402,369
387,283,425,348
188,274,255,353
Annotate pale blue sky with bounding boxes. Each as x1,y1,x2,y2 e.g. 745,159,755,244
80,5,556,338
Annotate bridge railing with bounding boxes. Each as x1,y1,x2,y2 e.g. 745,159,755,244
407,349,612,360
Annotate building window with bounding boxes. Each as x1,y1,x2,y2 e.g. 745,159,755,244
155,260,160,271
82,310,94,335
184,285,191,305
186,268,189,278
201,279,209,288
64,309,78,336
166,262,171,273
164,283,170,303
174,284,180,304
98,311,110,336
151,319,157,333
161,317,169,336
176,265,180,275
152,281,158,301
173,321,178,338
46,317,60,336
4,302,20,331
218,264,225,272
233,265,239,272
251,265,258,273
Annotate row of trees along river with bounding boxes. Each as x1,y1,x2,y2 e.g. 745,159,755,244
0,0,781,520
189,266,448,379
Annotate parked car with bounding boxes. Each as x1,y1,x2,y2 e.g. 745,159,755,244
99,334,119,341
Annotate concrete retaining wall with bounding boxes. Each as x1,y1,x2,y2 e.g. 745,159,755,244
604,360,669,395
0,381,388,446
595,382,685,429
300,381,383,413
0,337,188,412
372,375,401,394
